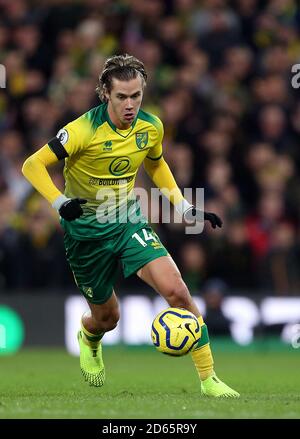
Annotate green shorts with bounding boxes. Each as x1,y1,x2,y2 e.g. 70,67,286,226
64,223,168,304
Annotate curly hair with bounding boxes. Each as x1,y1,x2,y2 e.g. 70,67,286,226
96,54,147,102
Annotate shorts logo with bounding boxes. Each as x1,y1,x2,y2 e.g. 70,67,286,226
82,286,93,298
136,132,148,149
56,129,69,145
109,156,131,176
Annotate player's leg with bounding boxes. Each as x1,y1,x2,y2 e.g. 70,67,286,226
136,255,214,379
78,292,120,387
64,233,119,387
137,255,200,316
137,255,240,398
82,291,120,336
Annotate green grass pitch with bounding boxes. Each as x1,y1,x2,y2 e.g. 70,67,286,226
0,345,299,419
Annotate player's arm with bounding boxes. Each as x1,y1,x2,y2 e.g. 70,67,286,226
144,155,222,228
143,119,222,228
144,155,184,205
22,127,87,221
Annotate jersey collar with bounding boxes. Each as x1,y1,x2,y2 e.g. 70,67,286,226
104,103,138,138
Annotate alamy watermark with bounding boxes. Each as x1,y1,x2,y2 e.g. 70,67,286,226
291,64,300,89
94,186,205,234
290,324,300,349
0,324,6,349
0,64,6,88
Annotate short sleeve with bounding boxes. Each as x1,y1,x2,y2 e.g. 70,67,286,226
48,115,93,159
146,115,164,161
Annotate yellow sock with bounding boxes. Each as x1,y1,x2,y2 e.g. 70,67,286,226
191,318,214,381
81,320,104,349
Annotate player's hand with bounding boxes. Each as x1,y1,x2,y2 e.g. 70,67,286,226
58,198,87,221
203,211,223,228
183,207,223,229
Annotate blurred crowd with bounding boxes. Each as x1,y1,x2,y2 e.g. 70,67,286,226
0,0,300,295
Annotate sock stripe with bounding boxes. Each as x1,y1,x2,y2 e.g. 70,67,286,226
81,323,104,342
83,332,104,342
194,324,210,350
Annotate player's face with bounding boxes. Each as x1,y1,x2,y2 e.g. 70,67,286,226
106,76,144,129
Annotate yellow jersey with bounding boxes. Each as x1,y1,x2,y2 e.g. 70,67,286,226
48,103,163,239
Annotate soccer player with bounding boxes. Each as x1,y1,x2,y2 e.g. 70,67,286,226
22,54,239,397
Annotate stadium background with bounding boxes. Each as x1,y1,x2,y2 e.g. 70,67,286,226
1,0,300,421
0,0,300,381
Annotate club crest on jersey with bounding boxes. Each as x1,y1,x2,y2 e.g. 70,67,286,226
56,129,69,145
135,132,148,149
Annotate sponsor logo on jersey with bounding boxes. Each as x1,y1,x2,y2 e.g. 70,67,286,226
135,132,148,149
89,176,134,186
56,129,69,145
109,156,131,176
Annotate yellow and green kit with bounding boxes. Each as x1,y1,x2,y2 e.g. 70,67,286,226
48,103,168,303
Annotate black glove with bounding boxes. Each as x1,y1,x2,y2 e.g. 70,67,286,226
203,211,223,228
184,207,223,229
59,198,87,221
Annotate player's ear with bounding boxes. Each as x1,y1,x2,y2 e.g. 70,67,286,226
103,85,110,102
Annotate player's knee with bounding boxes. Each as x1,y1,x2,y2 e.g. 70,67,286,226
164,277,191,308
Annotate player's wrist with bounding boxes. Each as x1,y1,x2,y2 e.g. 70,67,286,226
174,198,193,216
52,194,70,211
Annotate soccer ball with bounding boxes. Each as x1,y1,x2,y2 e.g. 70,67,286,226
151,307,201,356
